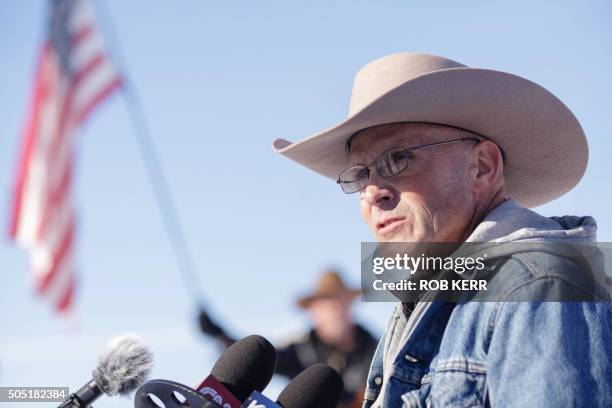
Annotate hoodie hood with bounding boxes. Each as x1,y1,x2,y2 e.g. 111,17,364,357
453,199,601,280
465,198,597,244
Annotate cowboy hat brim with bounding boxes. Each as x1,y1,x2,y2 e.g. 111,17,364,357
273,67,587,208
297,288,362,309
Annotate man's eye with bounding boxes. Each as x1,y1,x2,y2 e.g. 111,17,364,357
391,150,410,163
378,149,411,176
357,168,369,179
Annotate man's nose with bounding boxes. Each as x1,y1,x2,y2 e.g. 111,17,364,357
362,182,395,208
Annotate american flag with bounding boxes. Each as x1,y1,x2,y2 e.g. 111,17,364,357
9,0,121,315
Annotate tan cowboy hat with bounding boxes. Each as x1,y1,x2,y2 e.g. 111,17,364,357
272,52,588,208
297,270,361,309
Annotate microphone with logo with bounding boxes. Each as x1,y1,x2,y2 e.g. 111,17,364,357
242,363,344,408
58,334,154,408
134,335,277,408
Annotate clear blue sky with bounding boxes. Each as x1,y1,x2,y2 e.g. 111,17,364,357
1,1,610,406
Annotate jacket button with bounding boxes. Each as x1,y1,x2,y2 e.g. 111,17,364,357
374,377,382,385
404,354,418,363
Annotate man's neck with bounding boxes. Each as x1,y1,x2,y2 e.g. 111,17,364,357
461,190,508,243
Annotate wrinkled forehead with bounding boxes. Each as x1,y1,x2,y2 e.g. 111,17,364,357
347,122,467,164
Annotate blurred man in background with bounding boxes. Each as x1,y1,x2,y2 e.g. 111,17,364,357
198,270,378,408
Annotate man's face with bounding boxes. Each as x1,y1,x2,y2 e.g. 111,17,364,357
307,295,353,341
349,123,478,243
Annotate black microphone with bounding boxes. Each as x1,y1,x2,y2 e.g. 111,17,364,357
276,364,344,408
58,334,153,408
240,364,344,408
135,334,277,408
208,334,277,401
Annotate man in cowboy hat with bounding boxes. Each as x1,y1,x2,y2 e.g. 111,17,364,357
273,53,611,407
198,270,378,407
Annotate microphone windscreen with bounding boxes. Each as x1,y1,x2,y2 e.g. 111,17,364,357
276,364,344,408
210,335,277,402
92,333,153,396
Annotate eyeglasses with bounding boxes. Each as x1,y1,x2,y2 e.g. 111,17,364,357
337,137,480,194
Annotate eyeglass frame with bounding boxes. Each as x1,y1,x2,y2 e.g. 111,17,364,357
336,137,481,194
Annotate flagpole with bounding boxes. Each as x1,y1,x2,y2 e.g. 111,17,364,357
91,0,206,308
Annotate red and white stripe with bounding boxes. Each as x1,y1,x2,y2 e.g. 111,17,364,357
9,0,121,315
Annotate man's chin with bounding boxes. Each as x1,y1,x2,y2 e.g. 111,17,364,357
376,233,428,243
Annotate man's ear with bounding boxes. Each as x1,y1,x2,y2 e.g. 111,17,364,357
471,140,504,192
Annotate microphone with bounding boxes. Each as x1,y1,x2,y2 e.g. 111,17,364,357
58,333,153,408
277,364,344,408
135,335,277,408
196,334,277,406
242,364,344,408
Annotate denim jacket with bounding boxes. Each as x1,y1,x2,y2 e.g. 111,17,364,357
363,200,612,407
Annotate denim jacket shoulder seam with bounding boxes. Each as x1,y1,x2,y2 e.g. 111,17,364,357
517,275,607,302
497,253,607,301
511,252,539,278
488,255,532,336
490,255,555,341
